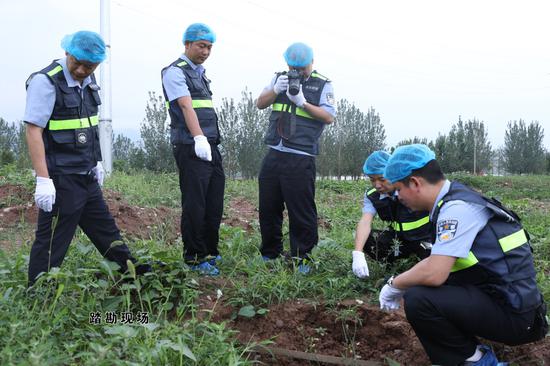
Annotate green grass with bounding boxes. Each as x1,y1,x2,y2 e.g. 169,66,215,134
1,168,550,364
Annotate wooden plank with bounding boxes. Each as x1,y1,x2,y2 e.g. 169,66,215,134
251,345,382,366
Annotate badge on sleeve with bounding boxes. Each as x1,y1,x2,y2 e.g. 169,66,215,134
326,92,335,106
437,219,458,241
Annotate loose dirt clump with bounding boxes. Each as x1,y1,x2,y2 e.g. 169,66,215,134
223,197,257,232
199,297,550,365
103,190,180,241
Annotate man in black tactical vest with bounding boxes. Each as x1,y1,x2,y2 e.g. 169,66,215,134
24,31,151,285
378,144,547,366
352,150,432,279
161,23,224,276
256,43,336,274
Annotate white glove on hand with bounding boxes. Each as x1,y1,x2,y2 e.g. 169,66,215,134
193,135,212,162
35,177,56,212
379,283,405,311
286,86,306,107
273,75,289,94
93,162,105,186
352,250,370,278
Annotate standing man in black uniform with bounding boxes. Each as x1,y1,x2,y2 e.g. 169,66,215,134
24,31,151,285
161,23,224,276
378,144,547,366
256,42,335,274
352,150,432,278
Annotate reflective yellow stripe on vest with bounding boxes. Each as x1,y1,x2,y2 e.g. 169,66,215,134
47,65,63,77
165,100,214,109
367,188,377,195
48,115,99,131
391,215,430,232
451,251,479,272
310,72,328,80
272,103,314,120
192,99,213,108
499,229,528,252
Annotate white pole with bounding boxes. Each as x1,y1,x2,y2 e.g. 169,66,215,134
99,0,113,175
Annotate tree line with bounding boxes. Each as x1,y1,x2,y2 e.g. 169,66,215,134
1,90,549,178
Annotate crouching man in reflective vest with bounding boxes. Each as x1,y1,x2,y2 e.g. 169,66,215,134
378,144,547,366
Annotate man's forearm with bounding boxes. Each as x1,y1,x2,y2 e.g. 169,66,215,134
302,102,334,124
256,89,278,109
26,125,49,177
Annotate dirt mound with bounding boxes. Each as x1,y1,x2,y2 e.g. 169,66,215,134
196,295,550,365
0,184,37,228
103,190,180,241
0,185,260,241
224,197,257,232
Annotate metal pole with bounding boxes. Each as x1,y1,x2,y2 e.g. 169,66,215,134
99,0,113,175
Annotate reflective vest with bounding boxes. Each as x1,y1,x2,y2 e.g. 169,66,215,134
366,188,432,242
28,60,102,175
162,59,219,145
433,181,542,312
264,71,329,155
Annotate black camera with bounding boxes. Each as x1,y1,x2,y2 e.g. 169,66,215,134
286,69,302,96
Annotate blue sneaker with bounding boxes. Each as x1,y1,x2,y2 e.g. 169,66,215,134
190,261,220,276
464,345,507,366
297,263,310,274
261,255,273,262
208,255,222,266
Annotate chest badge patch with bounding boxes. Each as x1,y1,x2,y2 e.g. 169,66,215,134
77,132,87,144
437,219,458,241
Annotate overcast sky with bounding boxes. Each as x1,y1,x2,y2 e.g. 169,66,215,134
2,0,549,148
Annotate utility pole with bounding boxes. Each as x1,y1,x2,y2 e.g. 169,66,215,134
99,0,113,175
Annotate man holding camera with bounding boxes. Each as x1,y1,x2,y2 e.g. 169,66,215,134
256,42,335,273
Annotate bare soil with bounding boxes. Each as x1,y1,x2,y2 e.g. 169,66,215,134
3,183,550,365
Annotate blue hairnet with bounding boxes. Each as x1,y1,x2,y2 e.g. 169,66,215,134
183,23,216,44
61,31,106,63
284,42,313,67
363,151,391,175
384,144,436,183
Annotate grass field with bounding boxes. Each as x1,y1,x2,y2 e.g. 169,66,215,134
1,167,549,365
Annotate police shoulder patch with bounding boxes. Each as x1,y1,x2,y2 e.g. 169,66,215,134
326,92,335,106
437,219,458,242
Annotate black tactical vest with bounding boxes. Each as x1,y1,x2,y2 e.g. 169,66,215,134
433,181,542,313
264,71,329,155
366,188,432,242
162,58,219,145
27,60,102,175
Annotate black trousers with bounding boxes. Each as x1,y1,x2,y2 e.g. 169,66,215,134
173,143,225,264
259,149,318,259
364,229,430,263
404,285,545,365
28,174,136,283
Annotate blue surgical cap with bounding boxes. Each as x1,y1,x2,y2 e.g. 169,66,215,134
284,42,313,67
61,31,106,63
384,144,436,183
183,23,216,44
363,151,391,175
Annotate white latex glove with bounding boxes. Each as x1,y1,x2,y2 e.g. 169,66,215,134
379,283,405,311
286,85,306,107
93,162,105,186
193,135,212,162
35,176,56,212
352,250,370,278
273,75,289,94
